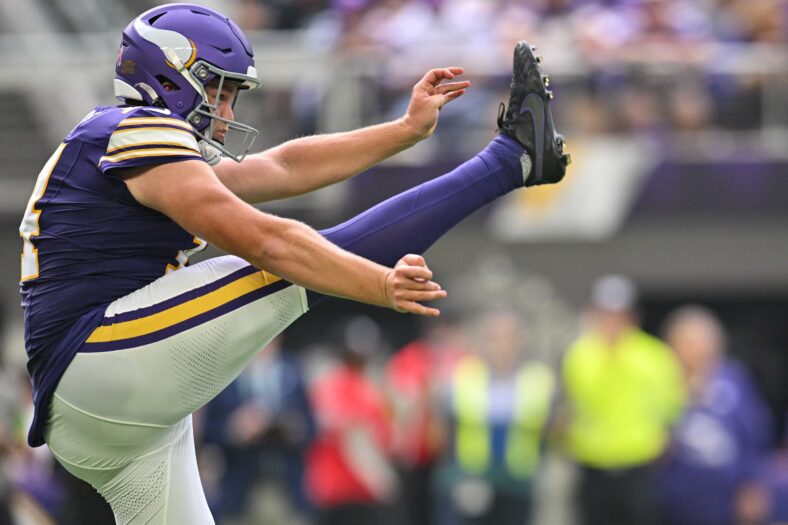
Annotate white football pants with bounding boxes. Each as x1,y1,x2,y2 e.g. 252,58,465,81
45,255,309,524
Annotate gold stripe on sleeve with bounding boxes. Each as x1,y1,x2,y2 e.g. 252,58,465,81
108,127,199,153
99,148,203,166
118,117,194,131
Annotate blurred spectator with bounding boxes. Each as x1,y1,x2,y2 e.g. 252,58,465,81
658,305,774,525
435,310,554,525
306,316,398,525
560,275,686,525
356,0,436,51
713,0,787,43
2,368,65,524
734,412,788,525
385,317,470,525
200,335,315,523
0,367,16,525
235,0,277,31
236,0,330,31
668,80,714,134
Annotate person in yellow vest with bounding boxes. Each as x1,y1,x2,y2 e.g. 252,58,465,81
436,310,554,525
561,275,686,525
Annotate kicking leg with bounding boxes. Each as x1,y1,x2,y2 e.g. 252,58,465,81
312,41,569,305
319,135,525,268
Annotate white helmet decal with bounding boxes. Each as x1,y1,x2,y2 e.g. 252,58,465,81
133,17,196,69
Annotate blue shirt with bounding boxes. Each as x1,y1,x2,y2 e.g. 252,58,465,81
19,105,206,446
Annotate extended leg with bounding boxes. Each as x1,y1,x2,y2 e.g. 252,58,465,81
312,40,570,305
320,136,523,267
309,135,525,305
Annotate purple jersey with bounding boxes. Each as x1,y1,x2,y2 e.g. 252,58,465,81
19,105,207,446
657,360,774,525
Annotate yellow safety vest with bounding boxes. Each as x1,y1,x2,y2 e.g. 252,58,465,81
562,329,686,468
452,356,554,479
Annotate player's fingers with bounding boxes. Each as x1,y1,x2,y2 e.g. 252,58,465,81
427,66,465,83
419,67,464,88
405,289,448,302
402,303,442,317
395,297,445,317
396,264,434,283
442,89,466,104
435,81,471,95
400,253,427,267
420,69,452,86
400,278,442,292
391,289,447,312
398,255,432,281
396,290,446,316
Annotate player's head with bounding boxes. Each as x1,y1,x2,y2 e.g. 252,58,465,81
114,3,260,161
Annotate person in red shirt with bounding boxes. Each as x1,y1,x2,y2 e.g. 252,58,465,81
386,318,471,525
306,319,397,525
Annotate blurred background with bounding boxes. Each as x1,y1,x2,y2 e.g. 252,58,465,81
0,0,787,523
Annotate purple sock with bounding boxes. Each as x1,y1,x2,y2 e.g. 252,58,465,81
308,135,525,306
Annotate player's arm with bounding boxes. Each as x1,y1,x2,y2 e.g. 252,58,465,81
121,160,446,316
213,67,470,203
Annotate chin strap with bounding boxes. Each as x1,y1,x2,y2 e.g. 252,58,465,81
198,140,222,166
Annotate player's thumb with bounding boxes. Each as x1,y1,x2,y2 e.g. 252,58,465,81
401,253,427,268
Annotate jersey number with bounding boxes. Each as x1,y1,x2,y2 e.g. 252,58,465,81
20,143,66,282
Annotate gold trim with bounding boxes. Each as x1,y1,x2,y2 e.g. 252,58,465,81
86,270,282,343
20,143,67,282
99,148,202,165
118,117,193,130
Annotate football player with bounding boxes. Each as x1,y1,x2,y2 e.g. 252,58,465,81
19,3,569,523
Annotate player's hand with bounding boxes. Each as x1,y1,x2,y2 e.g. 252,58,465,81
384,254,447,316
402,67,470,141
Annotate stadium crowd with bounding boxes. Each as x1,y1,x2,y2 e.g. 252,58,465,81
231,0,786,135
108,0,787,162
235,0,784,48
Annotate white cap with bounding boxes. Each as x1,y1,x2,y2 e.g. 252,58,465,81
590,274,638,312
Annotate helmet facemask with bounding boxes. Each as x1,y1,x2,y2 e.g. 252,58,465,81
163,50,260,162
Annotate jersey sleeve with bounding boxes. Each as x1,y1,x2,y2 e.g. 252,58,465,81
99,108,204,175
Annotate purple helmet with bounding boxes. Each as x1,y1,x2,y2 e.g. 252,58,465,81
115,3,261,161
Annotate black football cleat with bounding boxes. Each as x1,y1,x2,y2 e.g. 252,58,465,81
497,41,571,187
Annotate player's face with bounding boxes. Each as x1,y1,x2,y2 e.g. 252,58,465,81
205,79,239,143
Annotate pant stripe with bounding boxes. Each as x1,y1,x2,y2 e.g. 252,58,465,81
104,264,263,324
82,276,291,352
